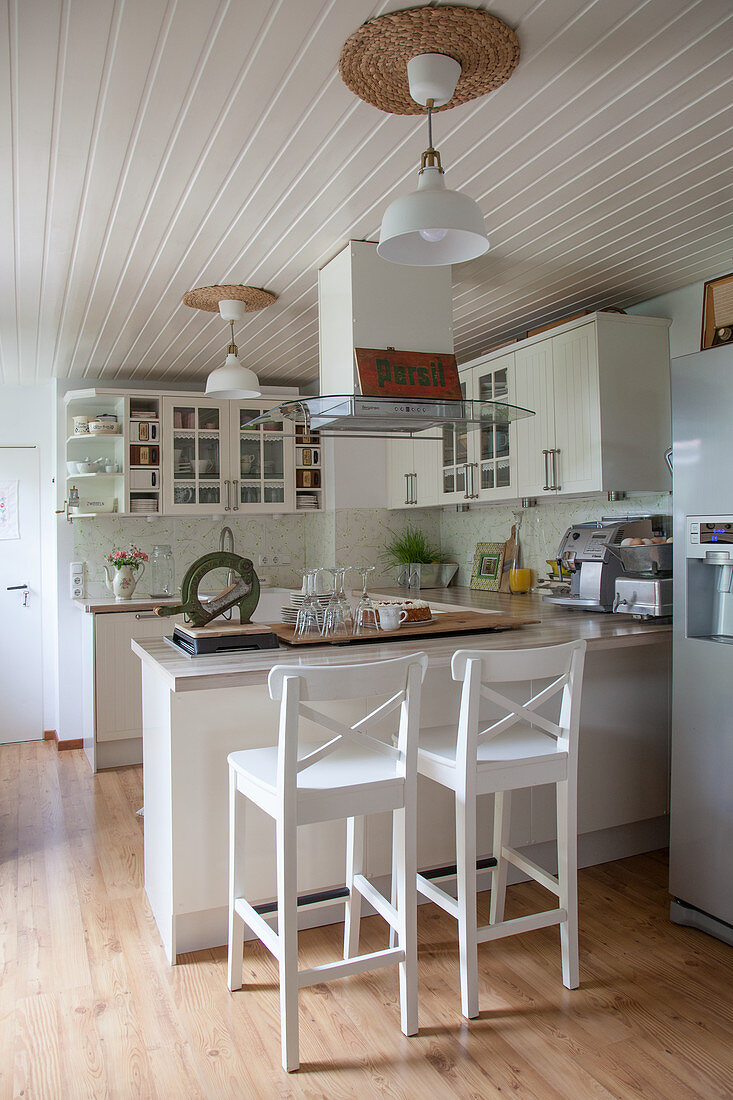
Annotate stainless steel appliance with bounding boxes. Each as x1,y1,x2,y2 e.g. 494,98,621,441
543,518,659,612
670,343,733,945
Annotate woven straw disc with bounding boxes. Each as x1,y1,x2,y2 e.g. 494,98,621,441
339,4,520,115
183,285,277,313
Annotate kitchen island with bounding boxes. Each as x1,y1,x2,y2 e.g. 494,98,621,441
132,590,671,962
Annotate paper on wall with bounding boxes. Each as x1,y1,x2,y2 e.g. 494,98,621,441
0,481,19,540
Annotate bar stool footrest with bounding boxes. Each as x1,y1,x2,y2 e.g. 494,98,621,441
477,907,566,943
298,947,405,989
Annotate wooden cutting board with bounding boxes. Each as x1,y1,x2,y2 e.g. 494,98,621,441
271,611,539,647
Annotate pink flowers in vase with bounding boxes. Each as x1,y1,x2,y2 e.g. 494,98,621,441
105,544,149,571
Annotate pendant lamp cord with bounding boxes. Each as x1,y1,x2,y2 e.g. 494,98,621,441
427,99,433,148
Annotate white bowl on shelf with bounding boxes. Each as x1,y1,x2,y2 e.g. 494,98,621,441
78,461,95,473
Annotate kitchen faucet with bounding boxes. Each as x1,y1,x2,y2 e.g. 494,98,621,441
219,526,235,618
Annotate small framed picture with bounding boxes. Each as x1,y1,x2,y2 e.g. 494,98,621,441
701,271,733,350
470,541,505,591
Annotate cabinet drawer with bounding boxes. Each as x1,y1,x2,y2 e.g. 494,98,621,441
130,469,160,490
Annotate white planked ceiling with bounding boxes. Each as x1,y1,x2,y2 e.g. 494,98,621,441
1,0,731,389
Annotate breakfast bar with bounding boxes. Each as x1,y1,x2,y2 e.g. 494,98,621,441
133,590,671,963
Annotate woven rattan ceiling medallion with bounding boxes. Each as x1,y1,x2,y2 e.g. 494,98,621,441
183,284,277,312
338,4,520,115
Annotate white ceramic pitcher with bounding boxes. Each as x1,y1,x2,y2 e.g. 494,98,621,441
103,561,145,600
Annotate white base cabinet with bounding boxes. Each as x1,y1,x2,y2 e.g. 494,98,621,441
81,609,181,771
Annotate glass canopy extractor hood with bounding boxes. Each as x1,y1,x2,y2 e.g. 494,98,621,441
242,395,534,437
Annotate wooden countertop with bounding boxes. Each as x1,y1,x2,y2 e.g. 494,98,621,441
132,588,671,694
75,595,181,613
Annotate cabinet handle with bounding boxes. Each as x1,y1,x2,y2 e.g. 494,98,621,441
463,463,471,500
542,449,552,491
224,479,231,511
411,472,418,505
232,480,239,510
404,473,411,505
551,449,560,491
469,462,479,499
135,612,158,620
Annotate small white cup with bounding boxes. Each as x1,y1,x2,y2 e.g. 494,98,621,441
379,606,408,631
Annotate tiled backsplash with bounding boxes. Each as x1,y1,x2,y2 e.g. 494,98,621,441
74,493,671,597
440,492,672,584
74,514,309,595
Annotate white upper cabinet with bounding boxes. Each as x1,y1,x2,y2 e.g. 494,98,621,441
162,397,229,514
435,353,519,506
162,397,295,515
387,429,441,509
230,403,295,514
514,312,671,498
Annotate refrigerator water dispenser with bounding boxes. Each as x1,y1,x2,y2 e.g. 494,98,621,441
685,516,733,641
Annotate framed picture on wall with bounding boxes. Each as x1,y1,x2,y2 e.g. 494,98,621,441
701,271,733,350
470,541,505,591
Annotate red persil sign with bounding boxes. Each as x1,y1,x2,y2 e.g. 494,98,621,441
354,347,462,400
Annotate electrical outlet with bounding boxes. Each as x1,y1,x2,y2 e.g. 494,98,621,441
70,561,85,599
258,554,269,566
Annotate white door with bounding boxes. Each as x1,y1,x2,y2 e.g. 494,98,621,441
552,324,602,495
515,340,556,497
0,447,43,743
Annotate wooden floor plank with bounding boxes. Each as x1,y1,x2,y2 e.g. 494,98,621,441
2,742,733,1098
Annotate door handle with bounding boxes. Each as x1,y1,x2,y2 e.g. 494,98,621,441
232,480,239,510
463,463,471,500
224,479,231,511
8,583,29,607
542,449,552,491
410,472,417,505
404,472,411,505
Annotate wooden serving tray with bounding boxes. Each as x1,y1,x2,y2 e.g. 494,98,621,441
175,621,274,639
270,611,539,647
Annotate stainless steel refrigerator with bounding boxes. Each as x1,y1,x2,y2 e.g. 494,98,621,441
670,342,733,945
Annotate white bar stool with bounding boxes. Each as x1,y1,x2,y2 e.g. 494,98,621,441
227,651,428,1072
415,640,586,1018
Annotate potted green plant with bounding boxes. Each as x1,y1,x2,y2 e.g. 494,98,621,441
381,526,458,589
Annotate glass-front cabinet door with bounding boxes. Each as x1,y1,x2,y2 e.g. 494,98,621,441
162,398,228,513
473,352,516,501
230,402,295,513
438,379,471,503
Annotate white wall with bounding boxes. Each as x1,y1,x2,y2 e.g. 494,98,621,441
0,384,58,730
626,268,731,358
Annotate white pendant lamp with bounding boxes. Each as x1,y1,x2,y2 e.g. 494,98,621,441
378,54,488,266
206,300,261,399
182,283,277,399
338,5,520,267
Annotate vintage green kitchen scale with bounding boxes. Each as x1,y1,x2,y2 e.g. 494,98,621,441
155,551,279,656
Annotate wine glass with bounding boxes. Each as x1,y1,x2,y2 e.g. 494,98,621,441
295,570,322,638
321,566,353,638
353,566,379,635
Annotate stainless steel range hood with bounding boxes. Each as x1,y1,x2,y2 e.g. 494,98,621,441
242,393,533,438
243,242,534,438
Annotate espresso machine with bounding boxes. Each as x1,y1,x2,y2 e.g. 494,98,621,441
544,517,671,614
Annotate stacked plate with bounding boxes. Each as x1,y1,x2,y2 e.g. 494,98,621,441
280,591,330,625
296,493,320,509
130,499,157,513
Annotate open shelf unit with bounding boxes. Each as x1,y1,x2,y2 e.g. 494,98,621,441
294,426,322,510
